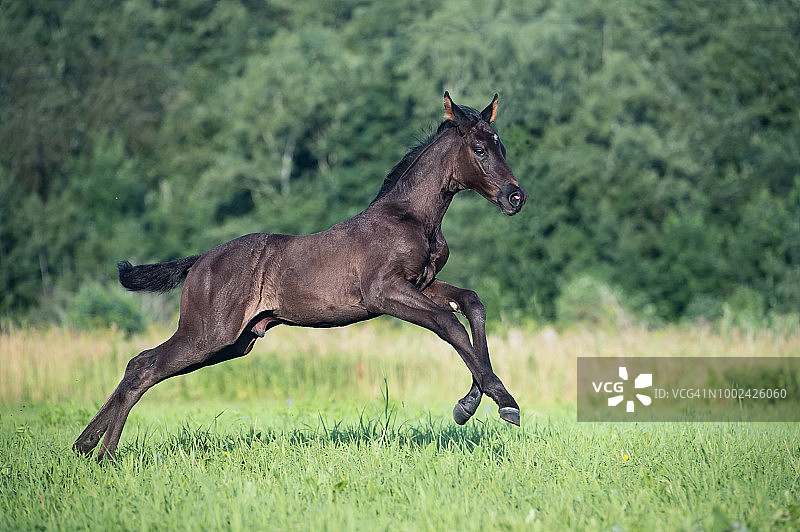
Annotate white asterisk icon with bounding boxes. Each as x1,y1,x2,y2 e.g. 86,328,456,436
608,366,653,412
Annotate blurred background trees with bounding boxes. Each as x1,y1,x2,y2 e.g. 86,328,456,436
2,0,798,329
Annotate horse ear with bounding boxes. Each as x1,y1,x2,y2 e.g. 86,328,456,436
443,91,467,123
481,93,499,123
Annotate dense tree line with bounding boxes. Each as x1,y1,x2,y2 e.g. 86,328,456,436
2,0,799,326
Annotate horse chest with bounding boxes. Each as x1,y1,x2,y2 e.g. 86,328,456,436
387,232,443,288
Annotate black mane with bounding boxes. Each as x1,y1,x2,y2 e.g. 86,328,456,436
373,105,485,202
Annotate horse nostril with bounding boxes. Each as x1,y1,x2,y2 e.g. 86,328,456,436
509,191,521,208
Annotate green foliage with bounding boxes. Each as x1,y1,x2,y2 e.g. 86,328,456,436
66,283,147,336
722,286,766,332
2,0,799,326
555,275,633,328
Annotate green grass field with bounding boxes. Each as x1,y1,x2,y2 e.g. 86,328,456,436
2,321,799,530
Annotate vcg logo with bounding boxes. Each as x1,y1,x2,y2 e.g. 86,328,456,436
592,366,653,413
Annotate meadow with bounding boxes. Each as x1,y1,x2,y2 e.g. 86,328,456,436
2,320,800,530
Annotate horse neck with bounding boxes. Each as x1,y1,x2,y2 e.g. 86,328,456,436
372,132,460,233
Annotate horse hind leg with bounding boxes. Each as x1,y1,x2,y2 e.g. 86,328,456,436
74,343,172,456
74,330,258,462
73,390,124,456
73,344,166,461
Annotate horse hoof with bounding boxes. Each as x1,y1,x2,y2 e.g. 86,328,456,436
453,402,472,425
73,438,96,456
499,407,520,426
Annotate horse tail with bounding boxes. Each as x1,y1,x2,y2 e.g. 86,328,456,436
118,255,202,293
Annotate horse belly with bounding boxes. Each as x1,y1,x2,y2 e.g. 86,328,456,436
272,265,372,328
279,306,373,328
274,297,373,328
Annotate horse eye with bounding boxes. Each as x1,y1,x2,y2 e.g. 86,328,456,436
473,146,486,156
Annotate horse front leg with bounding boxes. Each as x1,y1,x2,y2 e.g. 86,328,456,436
422,279,519,426
365,279,520,426
452,380,483,425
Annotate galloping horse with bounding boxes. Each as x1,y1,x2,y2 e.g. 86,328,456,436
75,92,527,461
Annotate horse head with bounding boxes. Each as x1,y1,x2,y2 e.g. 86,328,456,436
443,91,527,216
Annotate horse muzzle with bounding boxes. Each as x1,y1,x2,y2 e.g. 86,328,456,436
498,183,527,216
